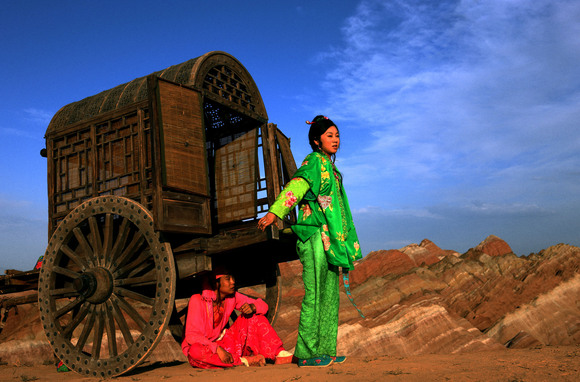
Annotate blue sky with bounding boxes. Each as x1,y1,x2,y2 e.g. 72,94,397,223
1,0,579,272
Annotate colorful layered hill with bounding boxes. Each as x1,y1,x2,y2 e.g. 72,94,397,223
274,235,580,356
0,235,578,365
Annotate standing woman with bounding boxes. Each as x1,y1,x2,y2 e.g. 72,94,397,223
258,115,363,367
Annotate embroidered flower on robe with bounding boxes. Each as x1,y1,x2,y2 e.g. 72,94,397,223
317,195,332,211
320,163,330,185
321,230,331,251
301,204,312,220
283,191,297,208
266,151,362,270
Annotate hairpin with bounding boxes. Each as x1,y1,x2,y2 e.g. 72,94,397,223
306,116,328,125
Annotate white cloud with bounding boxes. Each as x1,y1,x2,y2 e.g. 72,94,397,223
0,126,37,139
0,108,52,139
23,108,52,125
313,0,580,255
319,0,580,201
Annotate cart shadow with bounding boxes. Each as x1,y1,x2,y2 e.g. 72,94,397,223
122,360,187,377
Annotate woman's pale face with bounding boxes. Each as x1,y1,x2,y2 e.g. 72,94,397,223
315,126,340,156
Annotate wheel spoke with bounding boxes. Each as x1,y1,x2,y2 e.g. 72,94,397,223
125,259,155,279
63,302,90,338
76,305,96,351
106,218,131,268
54,297,84,319
105,301,118,357
101,213,114,266
92,306,105,359
113,293,147,331
114,272,156,287
52,266,80,279
110,295,134,346
73,227,95,267
60,244,90,270
112,234,145,271
114,249,151,279
114,287,155,306
49,287,79,298
88,216,103,260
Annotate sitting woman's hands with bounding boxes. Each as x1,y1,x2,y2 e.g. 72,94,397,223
216,346,234,364
239,303,257,316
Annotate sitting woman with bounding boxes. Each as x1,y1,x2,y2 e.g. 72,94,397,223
181,268,293,368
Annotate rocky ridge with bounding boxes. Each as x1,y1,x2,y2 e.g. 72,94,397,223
275,235,580,356
1,235,578,365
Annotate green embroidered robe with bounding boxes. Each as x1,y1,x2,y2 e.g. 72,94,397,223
269,151,362,270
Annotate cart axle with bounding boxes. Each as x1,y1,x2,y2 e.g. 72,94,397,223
73,267,113,304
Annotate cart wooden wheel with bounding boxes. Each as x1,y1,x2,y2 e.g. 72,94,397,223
38,196,176,378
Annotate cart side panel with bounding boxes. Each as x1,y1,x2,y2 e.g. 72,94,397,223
156,79,208,194
275,127,298,179
151,77,212,234
274,127,298,226
47,102,153,234
215,128,258,224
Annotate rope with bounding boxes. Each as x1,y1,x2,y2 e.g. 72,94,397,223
342,270,365,318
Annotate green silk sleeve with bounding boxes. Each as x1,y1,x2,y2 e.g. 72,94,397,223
268,177,311,219
292,153,325,200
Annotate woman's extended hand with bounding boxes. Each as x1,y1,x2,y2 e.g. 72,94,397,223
216,346,234,364
238,303,256,316
257,212,277,231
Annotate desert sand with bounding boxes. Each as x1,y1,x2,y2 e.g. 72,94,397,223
2,237,579,381
1,345,578,381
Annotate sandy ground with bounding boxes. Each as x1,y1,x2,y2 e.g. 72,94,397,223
1,345,578,382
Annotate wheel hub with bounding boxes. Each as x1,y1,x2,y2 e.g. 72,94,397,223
73,267,113,304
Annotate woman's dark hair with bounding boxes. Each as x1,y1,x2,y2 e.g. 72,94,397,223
203,266,232,292
308,115,339,161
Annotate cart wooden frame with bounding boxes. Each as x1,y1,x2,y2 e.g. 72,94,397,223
34,51,298,378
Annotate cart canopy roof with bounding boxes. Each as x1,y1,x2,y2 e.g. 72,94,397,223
46,51,268,135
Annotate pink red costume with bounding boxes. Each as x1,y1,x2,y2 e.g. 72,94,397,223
181,289,285,368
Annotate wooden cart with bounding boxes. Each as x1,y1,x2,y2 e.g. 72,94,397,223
36,51,298,378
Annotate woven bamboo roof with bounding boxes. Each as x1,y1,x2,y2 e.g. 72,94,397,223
46,51,268,135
